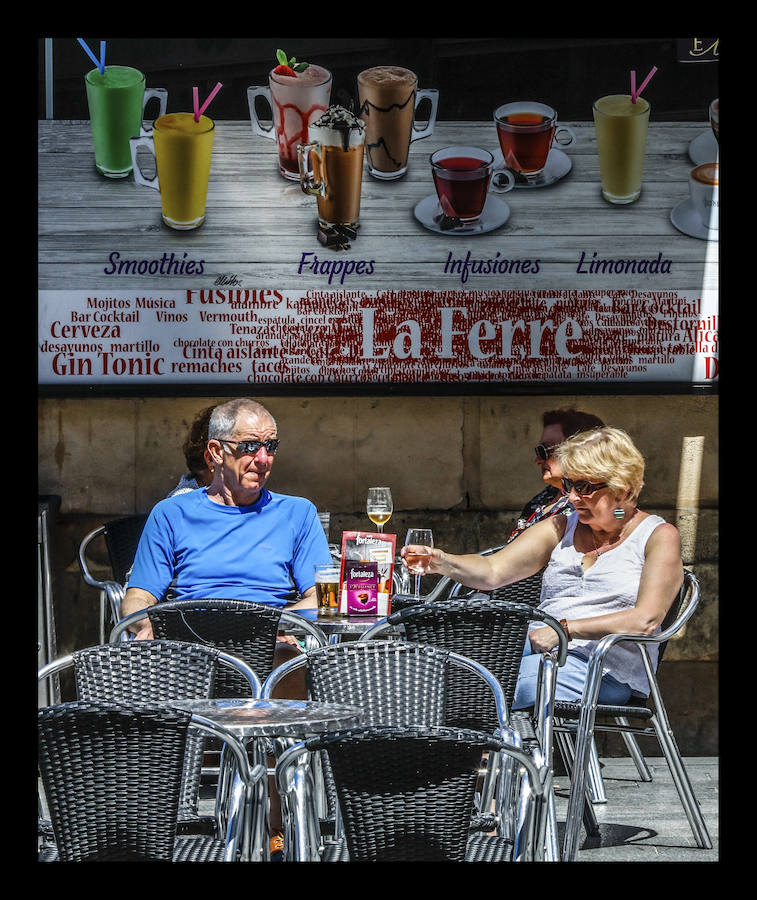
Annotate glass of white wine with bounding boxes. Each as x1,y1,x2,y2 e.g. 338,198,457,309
366,487,393,533
404,528,433,601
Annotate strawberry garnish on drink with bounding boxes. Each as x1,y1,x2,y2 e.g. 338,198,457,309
273,49,310,77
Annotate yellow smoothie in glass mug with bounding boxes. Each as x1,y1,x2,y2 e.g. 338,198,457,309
152,113,215,228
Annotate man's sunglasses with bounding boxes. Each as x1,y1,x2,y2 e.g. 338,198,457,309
535,443,560,460
561,477,608,497
221,438,280,455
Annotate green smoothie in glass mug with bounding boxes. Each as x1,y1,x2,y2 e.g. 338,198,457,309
85,65,167,178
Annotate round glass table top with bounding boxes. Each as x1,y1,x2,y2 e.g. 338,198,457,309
171,697,363,738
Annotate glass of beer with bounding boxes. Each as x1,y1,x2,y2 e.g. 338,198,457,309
367,487,393,533
404,528,434,601
314,564,340,617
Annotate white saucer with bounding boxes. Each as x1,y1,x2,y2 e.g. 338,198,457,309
688,131,719,166
670,198,718,241
413,193,511,235
492,147,572,188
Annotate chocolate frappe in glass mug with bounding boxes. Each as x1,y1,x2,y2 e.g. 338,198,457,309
298,106,366,229
357,66,438,180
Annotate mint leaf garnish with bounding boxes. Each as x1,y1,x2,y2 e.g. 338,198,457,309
276,49,288,65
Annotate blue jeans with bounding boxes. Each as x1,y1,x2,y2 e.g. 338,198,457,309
511,636,632,711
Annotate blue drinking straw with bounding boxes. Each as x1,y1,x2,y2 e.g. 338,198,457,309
77,38,106,75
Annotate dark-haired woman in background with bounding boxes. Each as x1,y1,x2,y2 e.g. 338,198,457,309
507,407,605,543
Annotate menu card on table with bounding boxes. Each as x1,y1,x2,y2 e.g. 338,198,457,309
338,532,397,615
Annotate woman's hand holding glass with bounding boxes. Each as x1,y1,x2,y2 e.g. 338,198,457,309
402,529,434,600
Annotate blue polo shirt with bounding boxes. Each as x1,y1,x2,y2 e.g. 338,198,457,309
128,488,331,607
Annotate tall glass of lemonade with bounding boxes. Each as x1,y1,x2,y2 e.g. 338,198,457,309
593,94,650,204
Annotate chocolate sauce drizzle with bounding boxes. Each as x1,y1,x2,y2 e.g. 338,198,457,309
358,90,416,169
313,106,365,152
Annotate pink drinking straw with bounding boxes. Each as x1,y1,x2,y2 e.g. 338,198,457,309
193,82,223,122
77,37,105,75
631,66,658,103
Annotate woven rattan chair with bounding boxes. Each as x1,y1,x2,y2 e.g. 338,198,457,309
110,599,328,814
361,594,567,859
275,725,550,862
363,596,564,746
37,640,260,838
557,569,713,860
78,514,148,643
262,640,517,856
110,600,328,692
38,700,265,861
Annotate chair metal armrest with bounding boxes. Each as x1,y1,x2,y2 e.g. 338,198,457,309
216,651,262,698
280,611,328,647
109,608,150,642
77,526,109,588
38,654,75,683
359,616,392,641
261,654,308,698
447,650,510,732
525,608,569,666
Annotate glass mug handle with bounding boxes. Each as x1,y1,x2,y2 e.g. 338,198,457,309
130,135,160,192
411,88,439,142
490,167,516,194
553,124,576,148
247,86,275,139
140,87,168,136
298,142,324,196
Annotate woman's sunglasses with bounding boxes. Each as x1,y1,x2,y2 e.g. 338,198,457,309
561,477,608,497
535,443,560,461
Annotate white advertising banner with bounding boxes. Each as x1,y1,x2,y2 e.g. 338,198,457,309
38,287,719,386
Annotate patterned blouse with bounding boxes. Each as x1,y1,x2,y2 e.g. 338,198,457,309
506,485,573,543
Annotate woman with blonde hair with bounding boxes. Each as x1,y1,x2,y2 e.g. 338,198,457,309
403,427,683,708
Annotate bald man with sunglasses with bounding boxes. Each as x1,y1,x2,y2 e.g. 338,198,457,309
122,398,331,640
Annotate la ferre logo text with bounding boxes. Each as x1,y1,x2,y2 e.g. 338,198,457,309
677,38,719,62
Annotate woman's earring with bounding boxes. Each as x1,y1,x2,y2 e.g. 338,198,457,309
613,508,626,519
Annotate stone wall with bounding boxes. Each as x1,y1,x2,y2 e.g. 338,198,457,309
38,392,718,754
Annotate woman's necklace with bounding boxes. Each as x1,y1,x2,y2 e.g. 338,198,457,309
588,507,639,559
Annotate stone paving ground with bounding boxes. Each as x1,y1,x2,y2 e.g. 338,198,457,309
551,756,719,862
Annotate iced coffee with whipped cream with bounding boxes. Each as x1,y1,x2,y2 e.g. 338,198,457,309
298,105,366,228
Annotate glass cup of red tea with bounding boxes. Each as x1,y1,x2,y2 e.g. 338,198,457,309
430,146,515,223
494,101,576,183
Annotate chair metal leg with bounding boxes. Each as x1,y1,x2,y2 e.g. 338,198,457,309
555,720,607,820
561,661,606,861
248,741,271,861
509,766,536,862
290,757,321,862
545,789,559,861
555,723,607,805
649,710,713,849
616,717,653,781
639,651,713,850
587,739,608,803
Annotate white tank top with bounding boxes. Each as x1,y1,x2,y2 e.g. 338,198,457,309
536,510,667,696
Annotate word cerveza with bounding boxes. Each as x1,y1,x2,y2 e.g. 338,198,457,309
298,252,375,285
103,251,206,276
